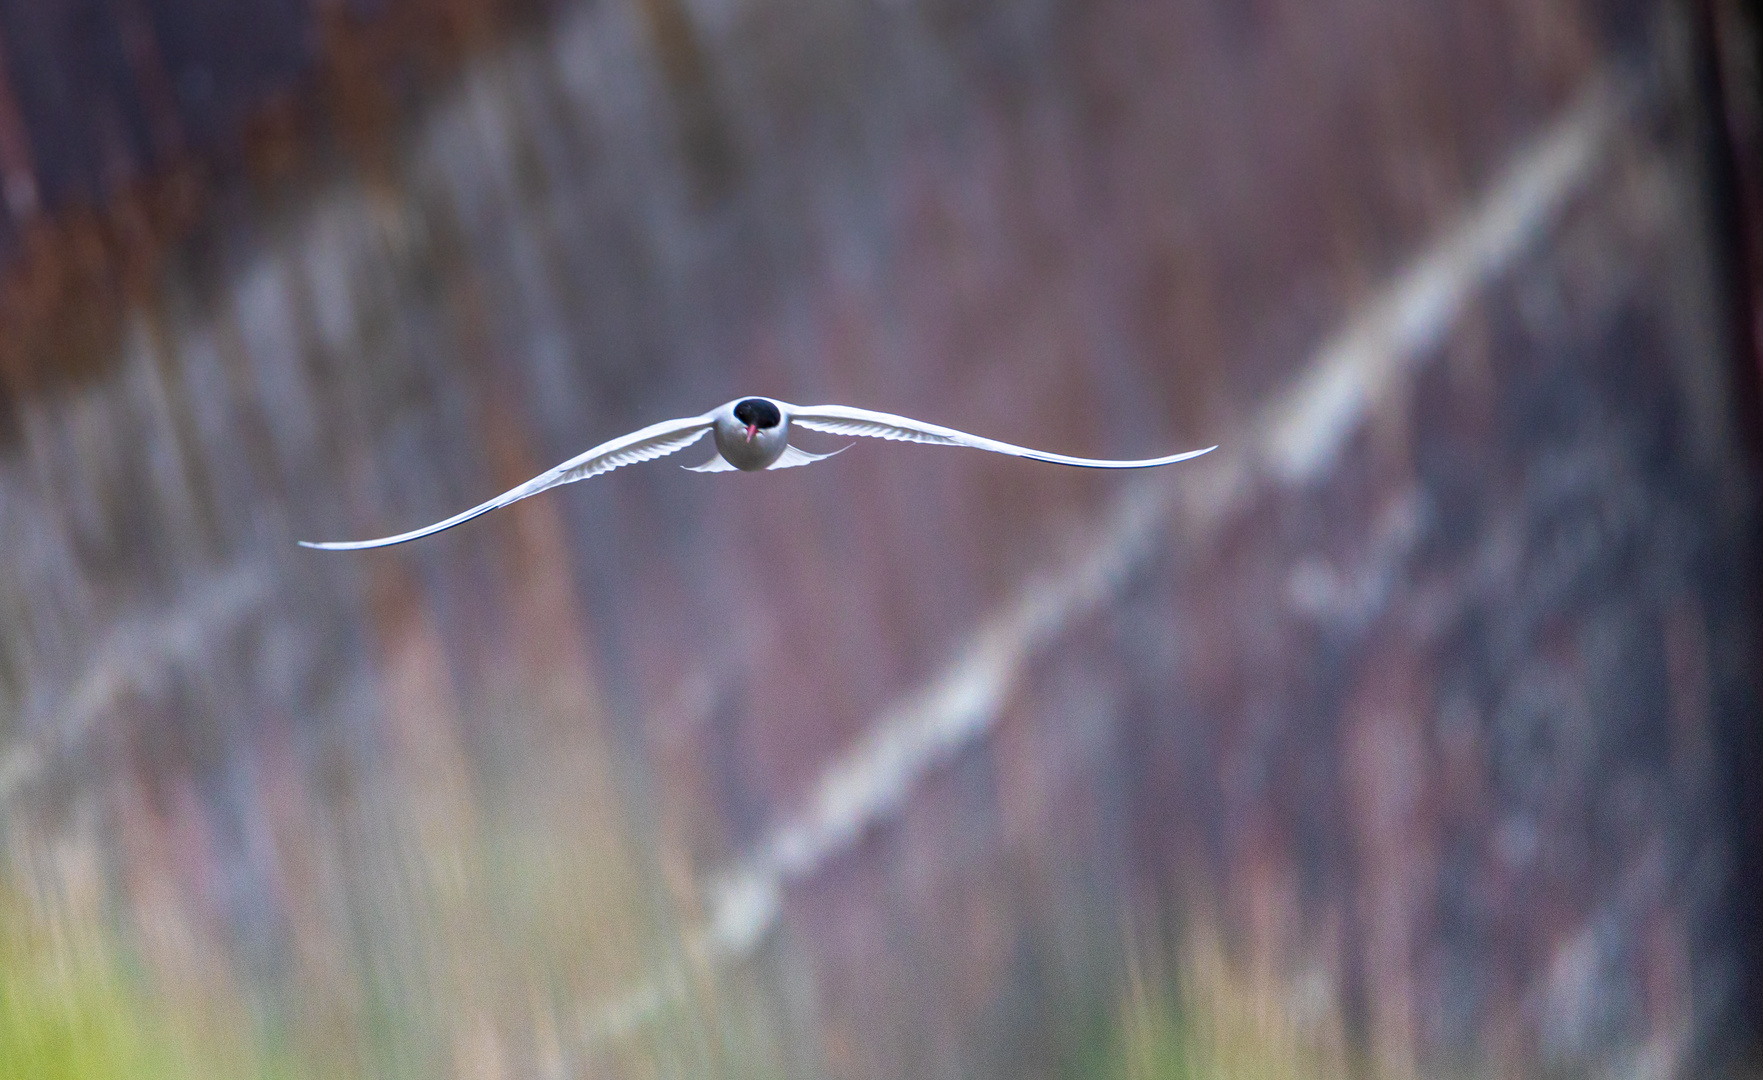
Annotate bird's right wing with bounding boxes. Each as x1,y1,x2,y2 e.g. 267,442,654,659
300,414,715,550
789,405,1215,469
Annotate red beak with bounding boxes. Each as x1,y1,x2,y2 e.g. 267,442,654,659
745,424,757,441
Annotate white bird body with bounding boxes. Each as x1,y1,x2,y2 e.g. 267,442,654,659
299,397,1215,551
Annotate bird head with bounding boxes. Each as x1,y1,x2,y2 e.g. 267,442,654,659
733,398,782,443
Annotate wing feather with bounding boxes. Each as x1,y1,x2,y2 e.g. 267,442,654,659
300,415,713,550
789,405,1214,469
765,443,853,470
684,451,738,473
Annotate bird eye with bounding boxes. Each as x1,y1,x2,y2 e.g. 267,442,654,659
734,399,781,428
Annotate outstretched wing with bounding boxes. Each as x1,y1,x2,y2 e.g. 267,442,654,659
789,405,1215,469
300,414,714,550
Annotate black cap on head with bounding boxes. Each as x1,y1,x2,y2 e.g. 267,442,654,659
734,398,782,428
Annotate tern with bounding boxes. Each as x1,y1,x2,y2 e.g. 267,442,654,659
299,397,1215,550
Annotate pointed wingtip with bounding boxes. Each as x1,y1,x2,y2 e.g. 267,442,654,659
1150,444,1216,466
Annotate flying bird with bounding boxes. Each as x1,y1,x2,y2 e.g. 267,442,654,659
299,397,1215,551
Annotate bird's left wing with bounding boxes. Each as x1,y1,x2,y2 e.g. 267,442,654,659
789,405,1214,469
299,414,714,550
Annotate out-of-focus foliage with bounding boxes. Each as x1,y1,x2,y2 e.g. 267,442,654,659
1080,923,1349,1080
0,879,179,1080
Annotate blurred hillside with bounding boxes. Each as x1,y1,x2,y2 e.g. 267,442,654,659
0,0,1758,1078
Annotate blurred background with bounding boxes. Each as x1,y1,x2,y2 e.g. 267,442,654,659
0,0,1759,1077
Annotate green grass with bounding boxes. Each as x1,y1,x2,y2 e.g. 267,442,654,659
0,881,319,1080
1080,927,1350,1080
0,885,180,1080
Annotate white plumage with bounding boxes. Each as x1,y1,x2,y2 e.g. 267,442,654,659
299,397,1214,551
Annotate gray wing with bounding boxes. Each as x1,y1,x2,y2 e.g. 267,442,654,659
789,405,1215,469
299,414,714,550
